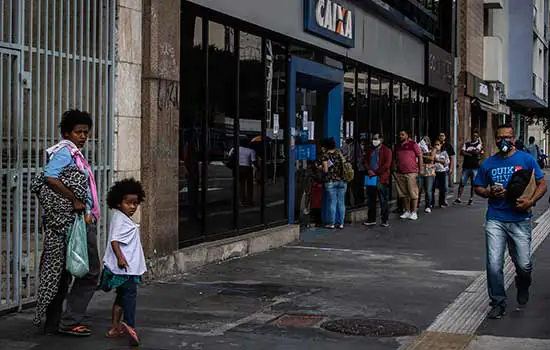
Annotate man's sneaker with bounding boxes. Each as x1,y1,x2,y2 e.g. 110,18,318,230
400,211,411,219
363,221,376,226
381,221,389,227
487,305,506,319
454,198,462,204
409,212,418,220
468,199,474,206
424,207,432,213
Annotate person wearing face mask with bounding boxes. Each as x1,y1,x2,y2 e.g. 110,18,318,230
363,134,393,227
474,124,547,320
418,136,436,213
431,140,451,208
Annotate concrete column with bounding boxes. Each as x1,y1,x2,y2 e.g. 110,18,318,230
141,0,180,258
115,0,143,221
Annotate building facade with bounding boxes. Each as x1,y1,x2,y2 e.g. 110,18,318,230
0,0,454,311
508,0,549,108
176,0,454,247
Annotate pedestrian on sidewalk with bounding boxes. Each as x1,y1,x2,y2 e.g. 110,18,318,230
455,130,483,205
31,110,101,336
363,133,392,227
432,140,450,208
474,124,547,319
320,137,347,229
439,132,456,197
100,179,147,346
418,136,436,213
395,130,423,220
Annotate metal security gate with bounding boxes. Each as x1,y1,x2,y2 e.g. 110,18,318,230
0,0,115,312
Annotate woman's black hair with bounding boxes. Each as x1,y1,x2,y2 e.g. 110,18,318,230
106,178,146,209
59,109,93,135
320,137,336,150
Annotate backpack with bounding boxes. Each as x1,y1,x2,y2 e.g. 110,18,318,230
339,151,355,182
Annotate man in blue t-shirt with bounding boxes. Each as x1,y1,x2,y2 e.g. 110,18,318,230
474,124,547,319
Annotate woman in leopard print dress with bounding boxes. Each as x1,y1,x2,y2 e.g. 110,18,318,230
31,165,88,327
31,110,101,336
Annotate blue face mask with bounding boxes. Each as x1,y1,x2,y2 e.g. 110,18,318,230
496,139,513,153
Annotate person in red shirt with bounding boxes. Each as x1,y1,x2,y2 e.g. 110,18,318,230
363,133,393,227
394,130,423,220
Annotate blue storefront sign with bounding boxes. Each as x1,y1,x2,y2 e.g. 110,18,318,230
304,0,355,48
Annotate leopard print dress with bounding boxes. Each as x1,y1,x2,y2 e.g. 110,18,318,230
30,165,88,327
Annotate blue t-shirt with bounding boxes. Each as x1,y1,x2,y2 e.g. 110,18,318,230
43,147,93,211
474,150,544,222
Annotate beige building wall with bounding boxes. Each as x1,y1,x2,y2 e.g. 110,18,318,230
114,0,143,221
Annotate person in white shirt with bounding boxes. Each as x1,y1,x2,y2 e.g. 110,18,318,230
100,179,146,346
229,139,257,206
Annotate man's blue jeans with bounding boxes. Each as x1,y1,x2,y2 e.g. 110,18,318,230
366,183,389,223
485,219,532,308
324,181,347,226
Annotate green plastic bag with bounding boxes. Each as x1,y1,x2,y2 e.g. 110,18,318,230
66,215,89,278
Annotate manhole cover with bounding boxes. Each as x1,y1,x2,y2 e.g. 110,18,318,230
320,318,418,337
269,313,327,327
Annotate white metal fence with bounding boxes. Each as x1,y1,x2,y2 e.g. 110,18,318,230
0,0,115,312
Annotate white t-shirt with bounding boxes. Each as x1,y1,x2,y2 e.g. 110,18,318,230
103,210,147,276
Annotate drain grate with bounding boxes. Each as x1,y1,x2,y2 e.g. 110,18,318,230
320,318,418,337
269,313,327,327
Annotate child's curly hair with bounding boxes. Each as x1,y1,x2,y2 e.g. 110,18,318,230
106,178,146,209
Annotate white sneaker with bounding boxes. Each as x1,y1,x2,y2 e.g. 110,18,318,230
409,212,418,220
424,207,431,213
400,211,411,219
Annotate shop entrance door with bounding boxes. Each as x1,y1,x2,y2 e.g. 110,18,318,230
287,56,344,224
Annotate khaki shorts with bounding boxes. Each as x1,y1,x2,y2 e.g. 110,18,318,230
395,173,419,200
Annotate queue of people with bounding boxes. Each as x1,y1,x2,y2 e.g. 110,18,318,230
304,130,492,228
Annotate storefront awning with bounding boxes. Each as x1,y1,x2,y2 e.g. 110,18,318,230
473,99,499,114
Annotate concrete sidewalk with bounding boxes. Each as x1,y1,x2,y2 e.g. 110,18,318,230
0,195,549,349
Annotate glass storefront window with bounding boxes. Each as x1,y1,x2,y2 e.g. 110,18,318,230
380,77,392,144
411,88,419,140
393,81,402,139
205,21,237,236
402,83,411,139
180,10,204,245
357,70,369,142
369,74,381,139
265,40,287,225
342,66,365,208
238,31,263,229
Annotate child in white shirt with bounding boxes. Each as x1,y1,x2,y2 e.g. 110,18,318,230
99,178,146,346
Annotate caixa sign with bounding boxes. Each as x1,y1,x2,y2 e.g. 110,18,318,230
304,0,355,48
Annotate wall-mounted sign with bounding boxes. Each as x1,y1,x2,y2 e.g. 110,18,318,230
478,82,489,97
304,0,355,48
466,73,495,105
426,42,453,93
